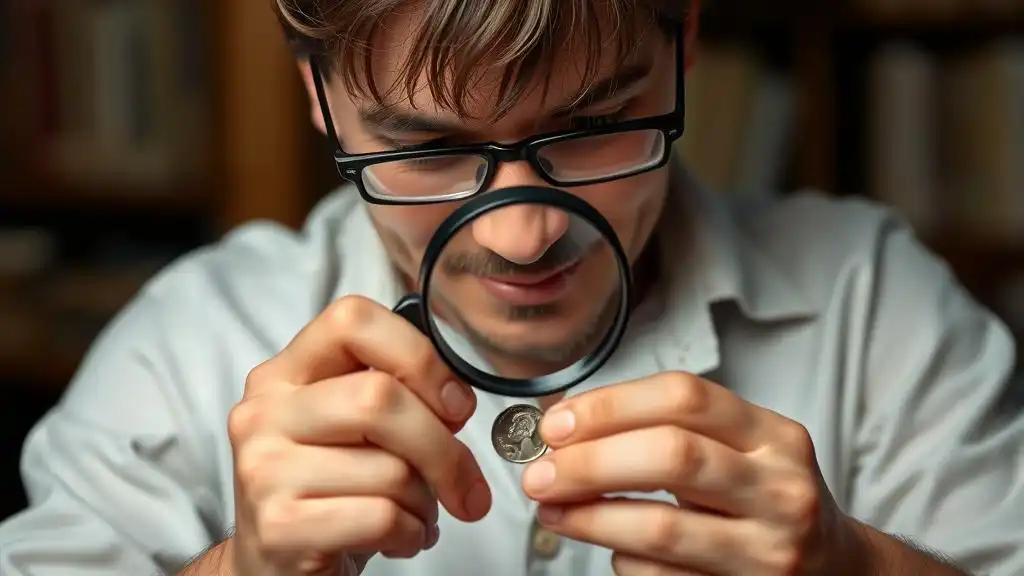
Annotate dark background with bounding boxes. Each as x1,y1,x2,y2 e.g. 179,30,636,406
1,0,1022,519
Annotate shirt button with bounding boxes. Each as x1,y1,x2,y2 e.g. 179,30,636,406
532,527,562,559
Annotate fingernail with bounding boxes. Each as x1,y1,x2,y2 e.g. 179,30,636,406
522,461,556,493
537,505,564,524
464,480,491,518
441,381,472,419
424,523,440,549
542,408,575,441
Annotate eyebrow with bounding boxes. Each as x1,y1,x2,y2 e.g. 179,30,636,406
550,63,653,117
358,62,654,135
359,107,465,135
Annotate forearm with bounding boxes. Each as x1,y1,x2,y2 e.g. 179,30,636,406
178,538,235,576
855,522,971,576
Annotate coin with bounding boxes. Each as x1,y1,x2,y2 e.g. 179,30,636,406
491,404,548,463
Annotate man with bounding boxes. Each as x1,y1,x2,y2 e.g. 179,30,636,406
1,0,1022,574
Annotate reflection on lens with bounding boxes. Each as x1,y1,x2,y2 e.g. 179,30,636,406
538,129,665,183
361,154,488,201
426,203,622,381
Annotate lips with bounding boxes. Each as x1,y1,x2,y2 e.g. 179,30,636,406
478,260,581,306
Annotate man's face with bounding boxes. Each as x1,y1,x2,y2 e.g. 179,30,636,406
307,10,685,374
431,209,622,377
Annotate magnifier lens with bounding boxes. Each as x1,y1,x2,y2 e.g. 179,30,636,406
425,203,623,383
394,186,632,400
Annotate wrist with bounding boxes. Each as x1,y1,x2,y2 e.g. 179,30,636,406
828,515,875,576
178,537,235,576
841,517,879,576
843,518,970,576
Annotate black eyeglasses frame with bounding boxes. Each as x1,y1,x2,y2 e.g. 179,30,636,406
309,28,687,206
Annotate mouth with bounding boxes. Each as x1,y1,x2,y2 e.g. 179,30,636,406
478,260,582,307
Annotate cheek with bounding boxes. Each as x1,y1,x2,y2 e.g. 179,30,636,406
369,205,455,265
573,169,668,258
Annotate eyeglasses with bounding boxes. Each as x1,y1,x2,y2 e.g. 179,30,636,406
310,31,686,206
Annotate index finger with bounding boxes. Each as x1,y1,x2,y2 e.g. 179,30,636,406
541,372,767,452
267,295,476,427
283,371,492,522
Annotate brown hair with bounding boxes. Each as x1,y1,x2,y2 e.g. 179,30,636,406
273,0,686,118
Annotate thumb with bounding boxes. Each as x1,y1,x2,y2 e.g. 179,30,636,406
345,553,374,575
292,553,363,576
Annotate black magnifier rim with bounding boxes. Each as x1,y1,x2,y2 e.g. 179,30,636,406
417,186,633,398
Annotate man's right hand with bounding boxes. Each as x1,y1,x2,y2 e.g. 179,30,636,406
223,295,492,575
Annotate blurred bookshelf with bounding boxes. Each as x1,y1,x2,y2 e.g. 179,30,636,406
0,0,1022,394
682,0,1024,355
1,0,315,393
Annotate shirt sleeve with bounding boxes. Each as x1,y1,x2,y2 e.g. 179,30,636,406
0,291,230,575
851,220,1024,575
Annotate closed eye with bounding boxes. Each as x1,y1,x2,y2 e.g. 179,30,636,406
567,110,629,130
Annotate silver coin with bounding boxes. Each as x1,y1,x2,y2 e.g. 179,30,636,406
491,404,548,464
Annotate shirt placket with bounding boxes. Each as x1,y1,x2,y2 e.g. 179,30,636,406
525,515,581,575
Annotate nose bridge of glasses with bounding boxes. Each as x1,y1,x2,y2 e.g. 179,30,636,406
489,139,533,163
483,138,553,189
489,157,547,190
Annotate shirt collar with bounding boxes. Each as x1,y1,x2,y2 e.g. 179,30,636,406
328,160,818,386
672,161,819,323
612,161,818,384
328,197,406,309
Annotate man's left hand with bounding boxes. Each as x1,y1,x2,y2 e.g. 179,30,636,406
521,371,865,576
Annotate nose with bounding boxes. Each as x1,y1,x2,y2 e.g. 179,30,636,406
471,159,566,264
490,158,546,189
471,204,569,264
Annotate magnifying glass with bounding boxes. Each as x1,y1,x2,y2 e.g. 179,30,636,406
392,186,633,462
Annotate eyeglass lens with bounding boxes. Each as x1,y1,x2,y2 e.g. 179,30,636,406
360,128,666,201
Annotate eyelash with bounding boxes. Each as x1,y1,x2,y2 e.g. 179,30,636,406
569,109,628,129
387,108,630,152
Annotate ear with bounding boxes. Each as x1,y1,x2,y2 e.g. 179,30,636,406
684,0,701,71
297,60,328,135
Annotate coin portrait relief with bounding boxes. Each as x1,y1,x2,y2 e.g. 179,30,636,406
492,405,547,463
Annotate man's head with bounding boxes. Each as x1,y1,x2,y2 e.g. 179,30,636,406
275,0,699,375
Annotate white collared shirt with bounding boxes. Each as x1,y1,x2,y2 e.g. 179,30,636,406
1,171,1022,576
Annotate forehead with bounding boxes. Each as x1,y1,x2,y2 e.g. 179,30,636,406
350,4,664,121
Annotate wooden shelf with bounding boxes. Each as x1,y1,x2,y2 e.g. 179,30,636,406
0,311,83,393
922,235,1024,303
700,5,1024,36
928,236,1024,268
1,180,209,214
844,10,1024,32
0,264,158,391
0,347,81,394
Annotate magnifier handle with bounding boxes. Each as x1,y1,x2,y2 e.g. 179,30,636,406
392,293,429,335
